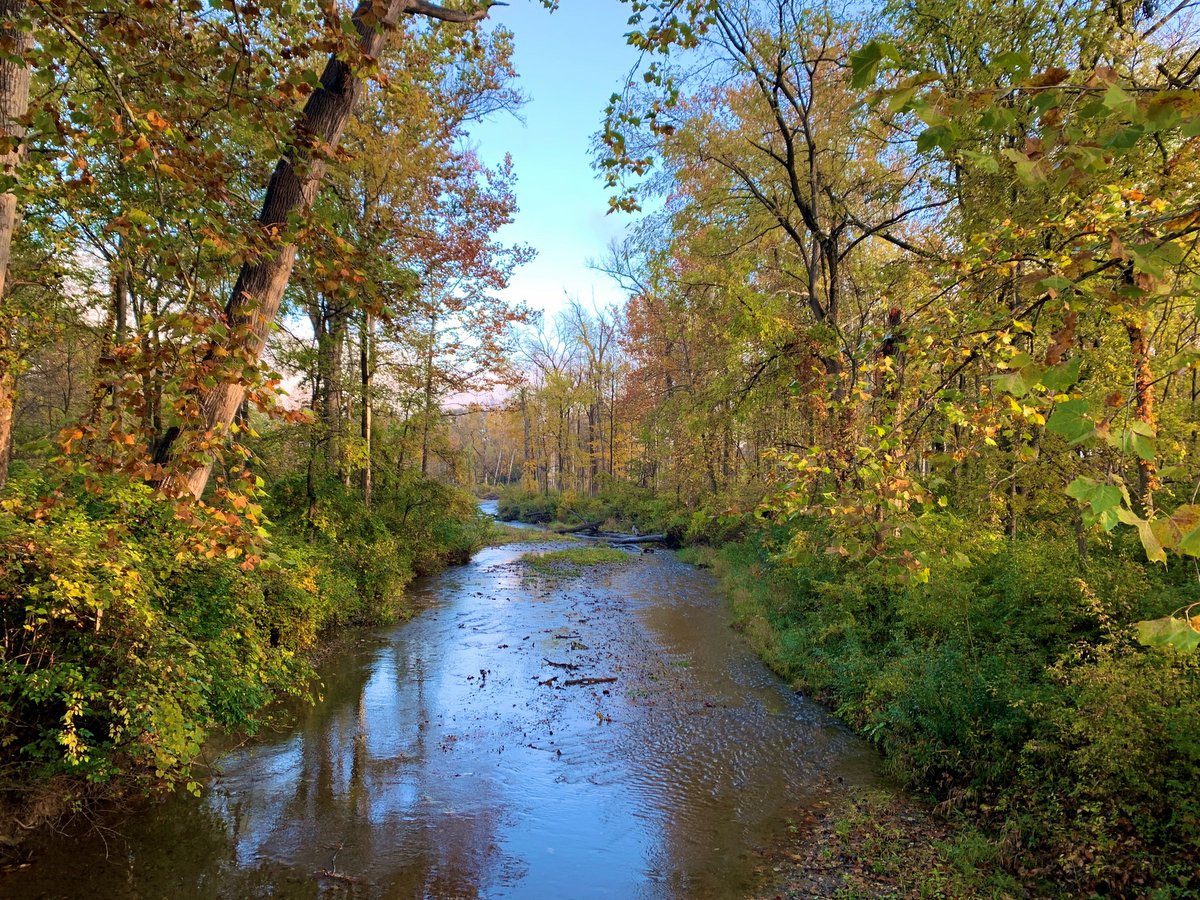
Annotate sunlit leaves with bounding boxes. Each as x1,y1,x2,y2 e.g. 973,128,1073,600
1135,615,1200,652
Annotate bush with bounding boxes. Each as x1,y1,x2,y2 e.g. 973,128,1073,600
710,515,1200,895
0,476,308,796
0,469,490,814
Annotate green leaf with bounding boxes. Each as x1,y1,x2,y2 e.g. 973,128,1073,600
1046,399,1092,443
1129,420,1156,462
1135,616,1200,652
1032,92,1060,113
916,124,954,153
1102,84,1138,117
850,41,885,89
1067,476,1123,517
1107,420,1156,461
993,371,1028,397
1116,506,1167,563
1039,357,1082,392
887,86,916,113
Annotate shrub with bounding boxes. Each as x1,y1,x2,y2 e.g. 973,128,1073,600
710,516,1200,895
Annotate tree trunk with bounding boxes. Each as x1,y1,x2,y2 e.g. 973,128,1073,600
1128,321,1159,513
316,307,347,477
520,387,532,487
164,0,496,499
0,0,31,492
360,310,373,507
421,309,436,477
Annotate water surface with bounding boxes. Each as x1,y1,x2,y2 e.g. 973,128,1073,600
4,509,879,898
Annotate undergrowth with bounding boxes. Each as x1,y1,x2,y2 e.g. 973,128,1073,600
712,519,1200,897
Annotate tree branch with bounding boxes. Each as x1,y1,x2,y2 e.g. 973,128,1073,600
402,0,506,24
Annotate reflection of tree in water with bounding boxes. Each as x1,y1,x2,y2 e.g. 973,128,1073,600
206,640,509,897
2,633,509,898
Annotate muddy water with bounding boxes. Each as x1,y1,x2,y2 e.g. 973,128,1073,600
4,509,880,899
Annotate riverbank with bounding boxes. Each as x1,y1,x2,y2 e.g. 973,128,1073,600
0,473,494,852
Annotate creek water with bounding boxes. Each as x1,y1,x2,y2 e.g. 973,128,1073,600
3,504,880,898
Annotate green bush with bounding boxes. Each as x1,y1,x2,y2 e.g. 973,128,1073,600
0,476,308,794
710,515,1200,896
0,469,489,809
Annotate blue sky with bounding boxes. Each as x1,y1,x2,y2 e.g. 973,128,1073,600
469,1,643,324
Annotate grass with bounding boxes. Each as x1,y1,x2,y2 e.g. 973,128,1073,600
519,546,634,576
486,523,578,545
760,789,1019,899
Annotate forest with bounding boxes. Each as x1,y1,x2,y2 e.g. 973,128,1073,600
1,0,1199,896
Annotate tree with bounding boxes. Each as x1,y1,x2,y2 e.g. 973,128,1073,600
0,0,32,489
138,0,511,499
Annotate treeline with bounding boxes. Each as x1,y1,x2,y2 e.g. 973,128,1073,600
0,1,530,837
481,0,1200,893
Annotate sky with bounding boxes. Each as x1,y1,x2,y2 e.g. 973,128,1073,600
468,1,643,325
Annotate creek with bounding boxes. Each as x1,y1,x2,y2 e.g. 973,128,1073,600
3,504,881,898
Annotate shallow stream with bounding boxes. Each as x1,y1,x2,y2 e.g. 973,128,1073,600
3,505,880,898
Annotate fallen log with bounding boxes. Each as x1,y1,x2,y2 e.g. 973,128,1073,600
554,520,602,535
603,533,668,545
563,677,618,687
569,530,668,544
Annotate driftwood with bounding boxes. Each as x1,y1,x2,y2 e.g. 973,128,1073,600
564,677,618,687
315,870,361,884
554,520,603,535
600,533,668,545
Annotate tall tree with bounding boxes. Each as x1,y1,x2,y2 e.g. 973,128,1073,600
158,0,507,499
0,0,32,489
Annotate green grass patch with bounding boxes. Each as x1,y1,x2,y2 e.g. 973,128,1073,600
520,546,633,576
487,523,577,545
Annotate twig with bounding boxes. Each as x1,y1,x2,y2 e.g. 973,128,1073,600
315,869,361,884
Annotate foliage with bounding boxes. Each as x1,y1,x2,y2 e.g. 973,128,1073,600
0,465,487,812
712,518,1200,895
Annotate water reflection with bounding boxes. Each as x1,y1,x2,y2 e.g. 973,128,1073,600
4,540,878,899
